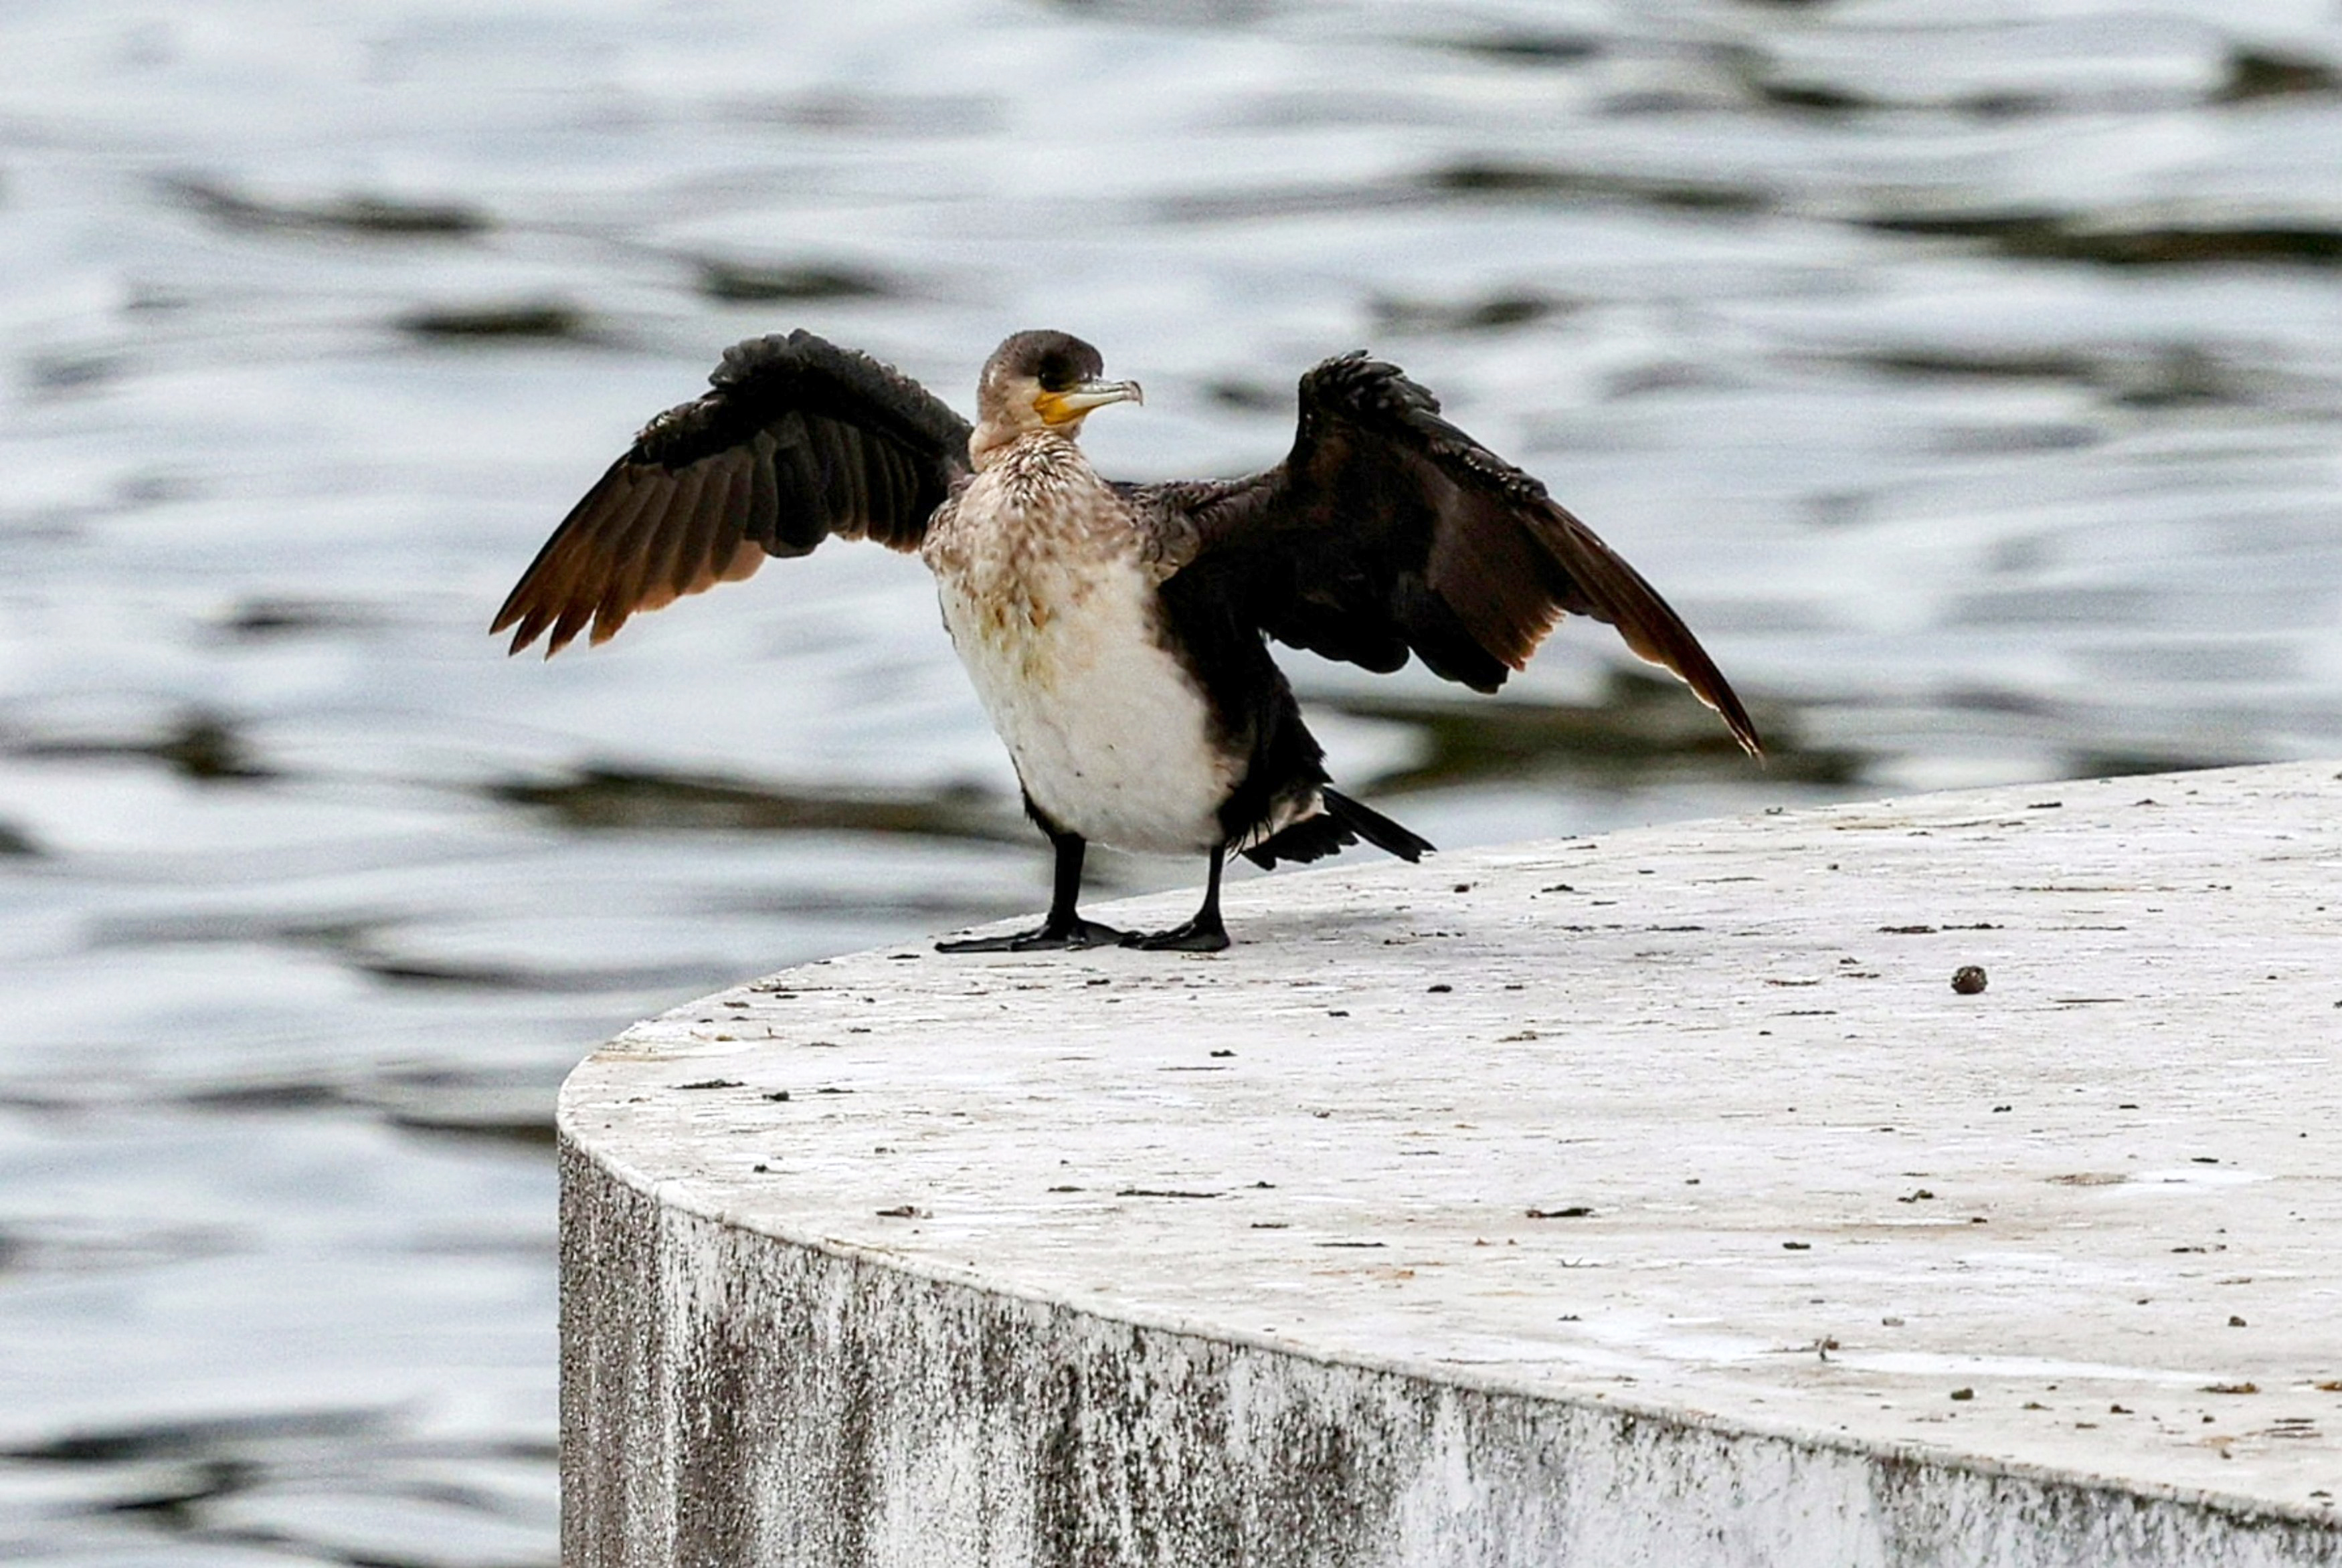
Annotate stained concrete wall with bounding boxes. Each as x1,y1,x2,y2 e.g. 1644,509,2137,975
562,1145,2337,1567
559,763,2342,1566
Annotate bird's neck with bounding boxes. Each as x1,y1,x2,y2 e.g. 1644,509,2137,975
969,422,1085,474
952,431,1127,565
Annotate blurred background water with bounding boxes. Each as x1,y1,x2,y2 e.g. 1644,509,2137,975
5,0,2341,1560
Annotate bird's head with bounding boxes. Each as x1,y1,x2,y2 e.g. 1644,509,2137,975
970,330,1142,465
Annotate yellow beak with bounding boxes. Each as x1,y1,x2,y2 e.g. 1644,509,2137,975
1034,377,1144,425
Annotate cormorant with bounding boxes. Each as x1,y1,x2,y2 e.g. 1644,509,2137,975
494,329,1761,951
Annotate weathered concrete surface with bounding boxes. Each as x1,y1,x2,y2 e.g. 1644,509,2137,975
560,761,2342,1566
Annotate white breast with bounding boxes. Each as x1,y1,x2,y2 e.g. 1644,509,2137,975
930,481,1235,857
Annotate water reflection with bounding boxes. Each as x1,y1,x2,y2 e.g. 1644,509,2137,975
5,0,2342,1560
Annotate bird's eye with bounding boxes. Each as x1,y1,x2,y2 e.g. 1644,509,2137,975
1037,357,1074,393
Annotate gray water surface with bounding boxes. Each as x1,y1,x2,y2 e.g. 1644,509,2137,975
6,0,2342,1560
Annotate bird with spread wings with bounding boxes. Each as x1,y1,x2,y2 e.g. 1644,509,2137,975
496,328,1759,951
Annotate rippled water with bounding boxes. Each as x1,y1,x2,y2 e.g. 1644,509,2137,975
6,0,2341,1559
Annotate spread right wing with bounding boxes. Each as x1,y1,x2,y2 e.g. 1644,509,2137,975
492,330,972,656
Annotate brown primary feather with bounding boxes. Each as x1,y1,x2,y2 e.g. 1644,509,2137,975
1419,472,1560,670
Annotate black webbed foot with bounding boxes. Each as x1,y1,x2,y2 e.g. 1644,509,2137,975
937,917,1130,953
940,827,1128,952
1123,916,1231,953
1122,843,1231,951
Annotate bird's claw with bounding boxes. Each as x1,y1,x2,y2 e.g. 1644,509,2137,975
1122,918,1230,953
937,918,1129,953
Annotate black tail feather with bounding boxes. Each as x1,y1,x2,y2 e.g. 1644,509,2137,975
1324,787,1434,862
1241,789,1435,870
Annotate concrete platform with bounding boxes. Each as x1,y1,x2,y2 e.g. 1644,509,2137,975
559,761,2342,1566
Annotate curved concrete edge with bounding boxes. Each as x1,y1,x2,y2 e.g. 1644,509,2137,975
560,1136,2339,1568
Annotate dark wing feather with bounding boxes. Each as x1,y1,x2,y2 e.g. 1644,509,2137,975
492,330,972,656
1166,351,1761,755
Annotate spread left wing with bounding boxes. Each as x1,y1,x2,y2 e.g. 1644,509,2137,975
1154,351,1761,755
493,330,972,656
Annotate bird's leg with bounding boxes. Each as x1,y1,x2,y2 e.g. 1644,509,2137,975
1126,844,1231,952
937,829,1129,953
